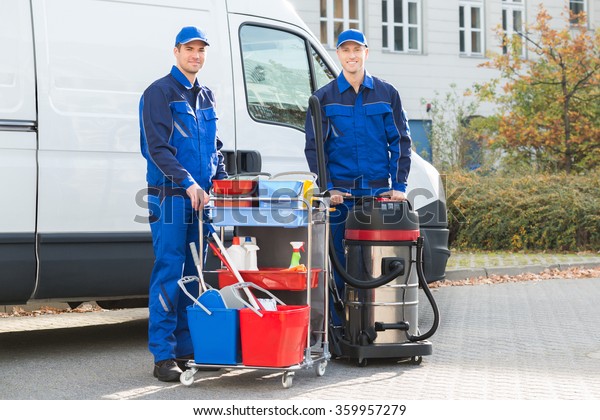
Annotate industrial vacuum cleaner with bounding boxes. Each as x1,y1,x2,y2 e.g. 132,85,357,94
308,95,440,367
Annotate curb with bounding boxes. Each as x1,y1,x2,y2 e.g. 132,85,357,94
445,261,600,281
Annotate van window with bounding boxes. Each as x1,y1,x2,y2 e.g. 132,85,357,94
240,25,334,130
312,46,335,90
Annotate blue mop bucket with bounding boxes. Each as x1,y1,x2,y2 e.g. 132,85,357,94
179,277,241,365
187,305,240,365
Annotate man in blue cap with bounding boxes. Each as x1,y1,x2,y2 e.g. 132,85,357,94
139,26,227,381
304,29,412,325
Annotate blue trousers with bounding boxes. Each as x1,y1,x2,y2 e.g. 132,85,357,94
148,195,201,363
329,201,351,327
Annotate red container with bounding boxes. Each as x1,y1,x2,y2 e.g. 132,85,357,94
212,179,257,196
239,305,309,367
218,268,320,291
212,179,257,207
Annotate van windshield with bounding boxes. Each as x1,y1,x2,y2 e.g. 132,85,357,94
240,25,334,130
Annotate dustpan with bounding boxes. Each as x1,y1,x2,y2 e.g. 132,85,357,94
219,284,247,309
220,284,279,311
223,282,286,315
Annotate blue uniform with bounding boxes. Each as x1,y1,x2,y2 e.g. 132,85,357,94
304,71,412,324
140,66,227,362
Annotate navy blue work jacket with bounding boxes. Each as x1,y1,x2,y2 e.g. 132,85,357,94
305,71,411,192
139,66,227,193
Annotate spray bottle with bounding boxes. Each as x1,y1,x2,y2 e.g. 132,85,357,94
289,241,304,268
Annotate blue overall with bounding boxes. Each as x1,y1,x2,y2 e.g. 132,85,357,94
140,66,227,362
304,71,412,325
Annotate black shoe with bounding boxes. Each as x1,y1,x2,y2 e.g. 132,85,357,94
175,354,194,371
176,354,221,372
153,359,182,382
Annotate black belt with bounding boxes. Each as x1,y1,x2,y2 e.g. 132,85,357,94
331,178,389,189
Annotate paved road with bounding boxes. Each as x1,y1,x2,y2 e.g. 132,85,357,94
1,277,599,400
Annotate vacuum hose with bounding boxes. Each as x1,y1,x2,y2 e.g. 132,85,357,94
407,236,440,341
308,95,328,195
328,232,405,289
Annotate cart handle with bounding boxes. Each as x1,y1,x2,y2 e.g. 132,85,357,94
269,171,317,181
177,276,212,315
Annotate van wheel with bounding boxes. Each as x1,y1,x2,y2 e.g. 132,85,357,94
67,302,83,309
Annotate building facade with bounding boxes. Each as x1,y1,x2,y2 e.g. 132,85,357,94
289,0,599,156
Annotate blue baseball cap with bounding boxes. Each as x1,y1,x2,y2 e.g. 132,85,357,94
175,26,210,47
336,29,368,48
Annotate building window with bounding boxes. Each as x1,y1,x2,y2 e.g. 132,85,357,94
569,0,586,24
502,0,525,57
459,1,484,56
382,0,422,53
320,0,363,48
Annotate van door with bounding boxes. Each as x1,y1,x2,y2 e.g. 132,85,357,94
0,0,38,304
227,15,336,175
29,0,232,301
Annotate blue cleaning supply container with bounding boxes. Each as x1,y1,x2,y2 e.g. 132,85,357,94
187,304,240,365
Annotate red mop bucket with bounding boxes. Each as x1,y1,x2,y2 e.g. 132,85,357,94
239,305,309,367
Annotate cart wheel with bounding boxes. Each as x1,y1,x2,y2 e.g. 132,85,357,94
357,358,368,367
282,372,294,389
180,370,195,386
410,356,423,365
315,361,327,377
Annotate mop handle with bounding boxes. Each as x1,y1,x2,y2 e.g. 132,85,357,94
210,232,261,311
198,214,204,272
189,242,207,293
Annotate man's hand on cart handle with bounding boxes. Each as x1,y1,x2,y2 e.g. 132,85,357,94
329,189,352,205
186,183,209,210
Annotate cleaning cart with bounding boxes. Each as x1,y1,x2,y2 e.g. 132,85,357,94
178,173,331,389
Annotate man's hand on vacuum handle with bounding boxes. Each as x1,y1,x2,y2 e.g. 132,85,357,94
380,190,407,201
186,183,209,210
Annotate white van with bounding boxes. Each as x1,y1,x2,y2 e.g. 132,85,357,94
0,0,449,307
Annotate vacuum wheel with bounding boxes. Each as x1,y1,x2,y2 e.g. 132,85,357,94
357,358,368,367
410,356,423,365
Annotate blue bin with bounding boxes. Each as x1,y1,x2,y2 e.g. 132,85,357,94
259,180,304,209
187,305,240,365
210,207,309,227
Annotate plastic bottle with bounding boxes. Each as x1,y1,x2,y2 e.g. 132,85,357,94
226,236,247,270
289,241,304,268
243,237,260,271
243,236,257,246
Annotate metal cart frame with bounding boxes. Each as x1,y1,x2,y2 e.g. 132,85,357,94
179,194,331,389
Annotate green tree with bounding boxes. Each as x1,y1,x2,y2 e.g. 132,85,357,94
474,6,600,173
423,84,481,172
